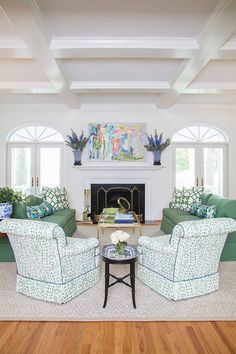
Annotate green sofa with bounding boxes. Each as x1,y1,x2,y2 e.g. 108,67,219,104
161,193,236,261
0,195,77,262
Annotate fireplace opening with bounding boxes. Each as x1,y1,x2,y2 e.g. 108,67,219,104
91,184,145,223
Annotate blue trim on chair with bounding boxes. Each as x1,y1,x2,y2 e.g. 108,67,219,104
56,238,64,284
138,262,218,283
169,223,185,244
172,237,181,281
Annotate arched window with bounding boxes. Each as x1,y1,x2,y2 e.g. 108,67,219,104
172,125,228,196
7,125,64,195
9,126,64,143
172,126,227,143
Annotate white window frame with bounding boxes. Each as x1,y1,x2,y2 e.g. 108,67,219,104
7,125,65,194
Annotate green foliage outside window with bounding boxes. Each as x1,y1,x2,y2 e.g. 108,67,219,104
176,149,190,172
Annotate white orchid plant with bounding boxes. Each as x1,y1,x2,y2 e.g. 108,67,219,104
110,230,130,254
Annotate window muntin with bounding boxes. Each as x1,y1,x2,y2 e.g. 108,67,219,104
9,126,63,142
172,126,227,143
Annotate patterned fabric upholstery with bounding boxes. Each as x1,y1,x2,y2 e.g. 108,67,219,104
137,218,236,301
0,219,100,304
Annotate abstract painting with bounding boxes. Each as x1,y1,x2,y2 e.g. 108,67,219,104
88,123,146,161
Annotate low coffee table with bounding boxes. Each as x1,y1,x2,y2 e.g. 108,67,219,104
102,244,138,309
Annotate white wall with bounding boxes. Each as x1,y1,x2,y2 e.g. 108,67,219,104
0,102,236,220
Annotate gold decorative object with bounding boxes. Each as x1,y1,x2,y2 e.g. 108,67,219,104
117,197,131,213
83,189,91,221
95,185,143,223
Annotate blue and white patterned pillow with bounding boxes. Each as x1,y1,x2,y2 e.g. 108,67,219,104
26,205,45,219
40,202,53,216
190,203,216,219
190,202,202,215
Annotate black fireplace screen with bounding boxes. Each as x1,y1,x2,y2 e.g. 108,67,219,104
91,184,145,223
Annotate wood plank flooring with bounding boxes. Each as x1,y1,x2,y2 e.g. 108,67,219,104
0,321,236,354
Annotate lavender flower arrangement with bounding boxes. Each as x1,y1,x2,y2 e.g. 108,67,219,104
144,130,170,152
65,130,90,151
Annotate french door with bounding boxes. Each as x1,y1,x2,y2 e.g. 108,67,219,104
173,143,227,196
8,143,63,195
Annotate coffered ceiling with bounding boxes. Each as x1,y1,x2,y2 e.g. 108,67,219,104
0,0,236,107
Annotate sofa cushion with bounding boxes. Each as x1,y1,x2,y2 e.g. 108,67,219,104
12,195,44,219
207,195,236,218
201,193,213,205
42,208,76,228
163,208,201,224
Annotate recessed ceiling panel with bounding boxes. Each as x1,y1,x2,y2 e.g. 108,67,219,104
63,59,183,82
176,93,236,105
37,0,218,37
0,59,48,81
191,60,236,83
0,7,17,36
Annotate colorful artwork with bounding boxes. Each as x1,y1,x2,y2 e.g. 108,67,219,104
89,123,146,161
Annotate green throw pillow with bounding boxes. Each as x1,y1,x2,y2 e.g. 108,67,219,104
42,187,70,212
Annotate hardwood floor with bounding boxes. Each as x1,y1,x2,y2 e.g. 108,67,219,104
0,321,236,354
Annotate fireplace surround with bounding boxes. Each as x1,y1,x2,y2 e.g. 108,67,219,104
91,183,145,223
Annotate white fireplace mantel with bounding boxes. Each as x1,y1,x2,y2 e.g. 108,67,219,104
72,165,165,171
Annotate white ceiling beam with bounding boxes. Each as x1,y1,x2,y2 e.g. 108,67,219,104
50,36,198,59
70,81,170,94
0,36,32,58
158,0,236,108
1,34,236,61
0,0,79,108
0,81,56,93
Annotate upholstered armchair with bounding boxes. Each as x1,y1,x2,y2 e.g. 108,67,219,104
0,219,100,304
137,218,236,301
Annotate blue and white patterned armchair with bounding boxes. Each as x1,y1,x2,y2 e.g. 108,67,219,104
137,218,236,301
0,219,100,304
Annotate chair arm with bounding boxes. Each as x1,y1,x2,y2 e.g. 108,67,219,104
138,235,175,255
60,237,99,258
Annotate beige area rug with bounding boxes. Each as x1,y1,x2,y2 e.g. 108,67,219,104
0,225,236,321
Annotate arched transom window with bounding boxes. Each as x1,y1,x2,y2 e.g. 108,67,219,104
172,126,227,143
9,126,64,142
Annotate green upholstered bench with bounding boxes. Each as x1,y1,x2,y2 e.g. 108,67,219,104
161,193,236,261
0,195,77,262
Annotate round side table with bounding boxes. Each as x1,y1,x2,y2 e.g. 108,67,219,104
102,244,138,309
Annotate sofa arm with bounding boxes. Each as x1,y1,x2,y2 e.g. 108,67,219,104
138,235,175,255
61,237,99,258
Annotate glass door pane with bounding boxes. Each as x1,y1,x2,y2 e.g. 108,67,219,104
38,146,61,192
203,147,224,195
175,147,196,189
11,147,32,195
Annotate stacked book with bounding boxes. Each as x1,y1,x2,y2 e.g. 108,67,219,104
115,212,135,224
101,208,119,223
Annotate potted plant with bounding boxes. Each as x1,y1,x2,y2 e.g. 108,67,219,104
65,130,90,165
0,187,22,219
144,130,170,165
